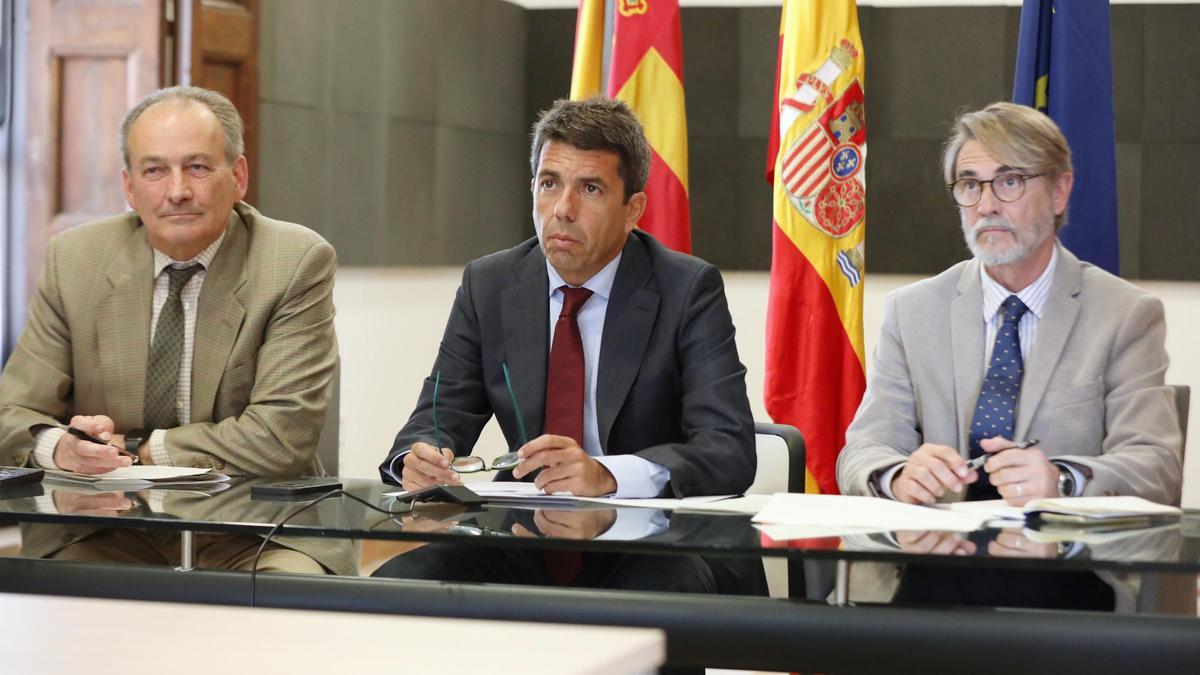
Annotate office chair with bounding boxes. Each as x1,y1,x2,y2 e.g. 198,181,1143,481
1136,384,1194,616
750,422,812,599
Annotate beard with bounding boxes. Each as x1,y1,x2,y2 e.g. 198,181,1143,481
962,214,1054,266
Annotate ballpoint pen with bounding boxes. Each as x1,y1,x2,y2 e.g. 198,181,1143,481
63,426,141,464
964,438,1039,471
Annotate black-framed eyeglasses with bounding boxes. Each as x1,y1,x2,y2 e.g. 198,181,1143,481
434,363,529,475
946,172,1043,207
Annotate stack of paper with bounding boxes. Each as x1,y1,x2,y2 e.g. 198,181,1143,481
752,493,992,541
45,466,230,491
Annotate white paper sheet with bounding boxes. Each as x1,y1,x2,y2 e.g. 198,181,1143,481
752,493,990,532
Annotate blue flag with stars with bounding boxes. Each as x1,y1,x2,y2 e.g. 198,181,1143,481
1013,0,1119,275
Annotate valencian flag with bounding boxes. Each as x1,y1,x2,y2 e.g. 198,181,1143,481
1013,0,1119,274
569,0,691,253
765,0,867,495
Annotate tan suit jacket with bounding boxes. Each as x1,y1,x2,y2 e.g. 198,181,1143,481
0,202,343,570
0,202,337,474
837,244,1182,504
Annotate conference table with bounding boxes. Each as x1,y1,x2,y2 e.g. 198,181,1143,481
1,476,1198,673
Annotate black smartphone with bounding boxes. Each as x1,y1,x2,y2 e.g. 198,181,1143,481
393,484,484,506
250,479,343,499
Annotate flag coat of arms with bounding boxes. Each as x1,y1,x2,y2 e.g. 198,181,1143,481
766,0,867,495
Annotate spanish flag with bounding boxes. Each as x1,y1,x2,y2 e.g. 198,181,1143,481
569,0,691,253
765,0,867,495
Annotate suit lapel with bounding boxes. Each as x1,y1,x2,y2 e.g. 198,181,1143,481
1015,245,1082,439
950,260,985,452
190,211,247,423
97,224,154,426
597,235,659,451
500,245,550,441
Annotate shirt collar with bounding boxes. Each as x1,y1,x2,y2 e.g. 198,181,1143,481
979,244,1057,321
545,252,623,302
152,226,228,278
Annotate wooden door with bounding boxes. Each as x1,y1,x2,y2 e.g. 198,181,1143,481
20,0,261,301
175,0,259,205
23,0,163,298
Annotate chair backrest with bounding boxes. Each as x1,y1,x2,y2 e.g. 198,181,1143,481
749,422,806,495
1171,384,1189,453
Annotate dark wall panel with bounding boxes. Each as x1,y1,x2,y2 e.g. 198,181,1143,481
259,2,1199,280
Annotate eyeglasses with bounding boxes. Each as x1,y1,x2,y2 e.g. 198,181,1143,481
434,363,529,475
946,172,1043,207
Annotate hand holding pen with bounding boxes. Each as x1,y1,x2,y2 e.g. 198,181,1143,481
965,438,1040,471
974,436,1058,505
51,415,139,474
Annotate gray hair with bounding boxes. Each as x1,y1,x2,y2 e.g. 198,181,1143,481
530,96,651,202
120,86,244,169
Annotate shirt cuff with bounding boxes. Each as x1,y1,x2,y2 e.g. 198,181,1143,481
385,451,410,484
594,455,670,498
148,429,172,466
876,462,906,500
32,427,66,470
595,508,669,541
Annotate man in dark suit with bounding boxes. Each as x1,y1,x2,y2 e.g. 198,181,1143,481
375,98,759,602
380,96,755,500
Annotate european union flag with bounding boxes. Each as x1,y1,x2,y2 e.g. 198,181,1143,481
1013,0,1119,275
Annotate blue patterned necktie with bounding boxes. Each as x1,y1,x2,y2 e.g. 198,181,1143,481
967,294,1029,501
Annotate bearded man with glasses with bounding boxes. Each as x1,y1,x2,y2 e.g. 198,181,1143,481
836,102,1181,609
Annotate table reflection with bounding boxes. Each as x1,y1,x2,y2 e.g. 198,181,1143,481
15,480,357,576
372,506,768,597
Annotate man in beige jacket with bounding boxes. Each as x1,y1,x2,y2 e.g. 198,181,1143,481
0,86,346,574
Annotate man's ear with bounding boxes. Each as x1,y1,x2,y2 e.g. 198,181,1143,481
122,168,135,208
625,191,647,232
1052,171,1074,216
232,155,249,200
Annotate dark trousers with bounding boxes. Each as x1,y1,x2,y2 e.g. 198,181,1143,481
894,565,1116,611
372,542,766,596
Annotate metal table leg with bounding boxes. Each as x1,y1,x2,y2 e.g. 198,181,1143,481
834,560,849,606
176,530,195,571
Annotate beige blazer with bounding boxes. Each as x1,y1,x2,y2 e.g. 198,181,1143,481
837,244,1182,504
0,202,338,475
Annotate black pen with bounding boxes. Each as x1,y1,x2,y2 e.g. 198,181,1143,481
64,426,141,464
964,438,1039,471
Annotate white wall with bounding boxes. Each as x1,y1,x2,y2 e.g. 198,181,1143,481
333,267,1200,506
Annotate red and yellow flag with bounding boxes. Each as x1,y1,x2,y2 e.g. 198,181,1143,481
570,0,691,253
765,0,867,495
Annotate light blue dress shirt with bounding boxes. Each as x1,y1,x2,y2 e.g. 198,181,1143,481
545,255,671,498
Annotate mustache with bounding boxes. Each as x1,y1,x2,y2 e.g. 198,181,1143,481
969,217,1016,238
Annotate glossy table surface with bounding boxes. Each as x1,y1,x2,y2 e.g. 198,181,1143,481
1,476,1197,575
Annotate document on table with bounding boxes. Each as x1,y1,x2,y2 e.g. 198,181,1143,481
576,495,735,510
752,493,991,535
383,481,581,505
947,496,1182,525
44,466,230,491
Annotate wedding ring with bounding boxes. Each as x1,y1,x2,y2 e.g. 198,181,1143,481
1016,482,1024,496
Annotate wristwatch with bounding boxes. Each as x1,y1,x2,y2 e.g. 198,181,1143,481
1055,463,1076,497
124,429,151,459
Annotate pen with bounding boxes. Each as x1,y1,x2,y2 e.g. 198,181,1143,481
964,438,1039,471
64,426,141,464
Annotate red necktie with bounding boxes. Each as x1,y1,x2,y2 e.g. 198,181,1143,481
542,285,592,585
543,286,593,445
